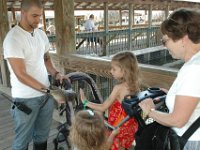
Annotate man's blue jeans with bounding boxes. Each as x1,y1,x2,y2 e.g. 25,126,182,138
11,95,54,150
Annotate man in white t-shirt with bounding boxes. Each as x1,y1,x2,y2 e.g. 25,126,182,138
3,0,68,150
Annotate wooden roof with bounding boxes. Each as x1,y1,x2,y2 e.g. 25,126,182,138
6,0,200,11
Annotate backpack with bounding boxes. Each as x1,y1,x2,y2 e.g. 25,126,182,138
135,116,200,150
135,122,186,150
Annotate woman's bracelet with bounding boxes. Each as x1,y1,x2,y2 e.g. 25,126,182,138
83,100,88,110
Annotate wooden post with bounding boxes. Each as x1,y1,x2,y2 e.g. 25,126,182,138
148,5,152,28
165,4,170,19
12,7,16,25
128,4,133,51
0,0,10,86
147,4,152,47
133,9,135,26
119,9,122,28
102,2,108,56
54,0,75,56
42,9,47,33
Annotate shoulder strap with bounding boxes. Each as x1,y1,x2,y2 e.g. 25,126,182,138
182,116,200,140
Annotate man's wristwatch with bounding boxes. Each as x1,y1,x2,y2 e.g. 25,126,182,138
41,88,50,94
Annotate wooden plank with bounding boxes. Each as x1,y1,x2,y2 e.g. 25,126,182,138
76,38,86,50
54,0,76,56
0,0,9,54
0,0,10,87
0,94,69,150
51,53,176,89
5,0,200,11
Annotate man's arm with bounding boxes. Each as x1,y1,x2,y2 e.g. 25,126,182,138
44,52,59,78
7,58,47,91
44,52,69,83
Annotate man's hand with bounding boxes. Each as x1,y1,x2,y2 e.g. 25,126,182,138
49,87,66,104
55,72,70,85
41,86,66,104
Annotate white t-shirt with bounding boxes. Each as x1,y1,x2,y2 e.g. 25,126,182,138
166,51,200,141
84,19,95,31
3,25,50,98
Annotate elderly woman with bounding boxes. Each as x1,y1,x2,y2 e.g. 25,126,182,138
139,8,200,150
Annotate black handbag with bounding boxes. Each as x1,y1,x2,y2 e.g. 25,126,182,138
135,116,200,150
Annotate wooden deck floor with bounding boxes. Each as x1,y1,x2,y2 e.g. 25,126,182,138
0,93,68,150
0,89,135,150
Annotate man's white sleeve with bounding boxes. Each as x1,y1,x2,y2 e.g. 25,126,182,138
3,37,25,59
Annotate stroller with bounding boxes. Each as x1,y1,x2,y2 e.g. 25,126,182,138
52,72,167,150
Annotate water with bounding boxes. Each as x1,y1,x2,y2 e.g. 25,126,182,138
136,50,183,69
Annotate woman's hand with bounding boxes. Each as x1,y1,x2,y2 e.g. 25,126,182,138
139,98,155,117
160,88,168,94
80,88,87,103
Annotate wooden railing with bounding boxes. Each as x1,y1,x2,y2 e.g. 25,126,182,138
0,54,10,87
97,24,150,31
49,26,162,56
75,24,154,32
50,53,177,98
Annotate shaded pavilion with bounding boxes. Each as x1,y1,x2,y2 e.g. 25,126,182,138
0,0,200,149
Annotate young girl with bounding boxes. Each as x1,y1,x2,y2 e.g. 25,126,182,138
69,110,119,150
80,51,141,150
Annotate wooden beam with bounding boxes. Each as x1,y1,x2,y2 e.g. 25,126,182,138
92,2,102,8
0,0,9,51
165,4,170,19
82,2,92,8
6,0,200,11
62,0,76,54
54,0,63,55
74,0,170,5
146,4,152,47
74,2,82,8
50,54,176,89
11,7,16,24
54,0,76,56
0,0,10,86
128,3,133,50
42,9,47,33
103,2,108,56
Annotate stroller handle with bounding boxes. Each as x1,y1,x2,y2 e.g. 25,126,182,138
105,95,166,130
66,72,103,104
